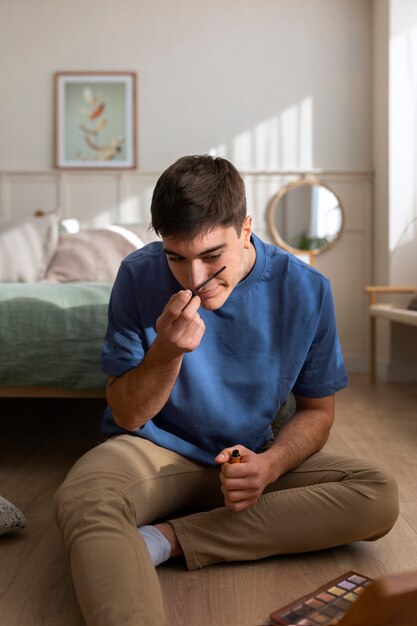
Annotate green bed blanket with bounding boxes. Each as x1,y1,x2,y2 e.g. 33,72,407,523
0,282,112,389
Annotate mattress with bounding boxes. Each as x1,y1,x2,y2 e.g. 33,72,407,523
0,282,112,389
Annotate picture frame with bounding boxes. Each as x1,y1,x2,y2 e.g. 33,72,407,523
54,71,137,169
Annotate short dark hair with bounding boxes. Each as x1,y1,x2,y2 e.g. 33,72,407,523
150,155,247,239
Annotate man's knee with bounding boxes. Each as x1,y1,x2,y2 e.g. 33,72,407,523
55,473,135,548
356,463,399,539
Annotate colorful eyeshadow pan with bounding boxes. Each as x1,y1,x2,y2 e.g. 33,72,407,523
328,586,346,596
305,598,325,609
310,612,328,624
295,605,315,617
333,597,352,610
317,592,334,603
337,580,356,591
348,574,367,584
343,592,358,602
269,570,373,625
320,604,343,618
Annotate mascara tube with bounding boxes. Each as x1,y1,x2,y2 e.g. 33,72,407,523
229,449,241,464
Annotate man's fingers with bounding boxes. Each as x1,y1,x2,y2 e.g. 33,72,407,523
221,484,254,499
225,498,257,513
223,491,259,512
159,291,201,328
220,475,251,490
214,445,244,465
155,290,205,356
162,291,193,321
178,296,201,323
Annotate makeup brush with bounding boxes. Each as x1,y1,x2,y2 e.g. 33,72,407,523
181,265,226,311
191,265,226,297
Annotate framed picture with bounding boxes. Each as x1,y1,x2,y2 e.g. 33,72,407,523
54,71,137,169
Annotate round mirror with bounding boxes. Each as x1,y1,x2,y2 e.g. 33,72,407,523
267,176,344,261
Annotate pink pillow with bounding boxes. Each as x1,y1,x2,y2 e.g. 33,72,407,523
44,226,144,283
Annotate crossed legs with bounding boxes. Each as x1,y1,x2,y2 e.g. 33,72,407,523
55,435,398,626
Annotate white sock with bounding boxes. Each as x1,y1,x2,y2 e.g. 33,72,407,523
138,525,171,567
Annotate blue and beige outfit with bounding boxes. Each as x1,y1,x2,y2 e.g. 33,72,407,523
55,235,398,626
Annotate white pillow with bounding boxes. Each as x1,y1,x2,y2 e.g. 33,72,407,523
115,223,161,244
0,215,59,282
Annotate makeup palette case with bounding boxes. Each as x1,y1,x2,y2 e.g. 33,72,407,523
269,569,417,626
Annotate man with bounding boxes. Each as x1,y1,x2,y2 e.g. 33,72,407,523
55,155,398,626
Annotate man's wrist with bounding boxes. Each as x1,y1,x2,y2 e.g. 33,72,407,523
260,446,285,484
149,336,185,365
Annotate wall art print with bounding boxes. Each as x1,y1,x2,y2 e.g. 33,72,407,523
55,72,137,169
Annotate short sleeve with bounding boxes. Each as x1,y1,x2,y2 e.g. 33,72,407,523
292,281,347,397
101,262,146,377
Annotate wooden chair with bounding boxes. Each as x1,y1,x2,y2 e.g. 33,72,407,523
364,286,417,383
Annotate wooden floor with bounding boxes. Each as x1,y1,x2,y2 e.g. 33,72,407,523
1,374,416,626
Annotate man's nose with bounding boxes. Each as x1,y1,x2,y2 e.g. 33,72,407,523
189,263,206,290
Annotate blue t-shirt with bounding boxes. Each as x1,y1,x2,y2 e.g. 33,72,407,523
101,234,347,465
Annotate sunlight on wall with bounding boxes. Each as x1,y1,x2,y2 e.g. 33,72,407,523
299,97,313,171
389,27,416,253
208,97,314,235
254,117,279,170
81,97,315,231
280,107,299,169
210,97,313,172
233,130,253,170
388,0,417,290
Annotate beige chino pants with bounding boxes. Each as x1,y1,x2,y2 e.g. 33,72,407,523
55,435,399,626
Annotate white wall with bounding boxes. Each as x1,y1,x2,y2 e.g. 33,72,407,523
0,0,374,372
370,0,417,382
0,0,372,172
389,0,417,286
388,0,417,381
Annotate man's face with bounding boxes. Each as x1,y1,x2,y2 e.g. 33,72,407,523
162,217,255,310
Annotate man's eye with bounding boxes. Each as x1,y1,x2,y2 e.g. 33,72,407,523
168,256,183,263
204,254,221,262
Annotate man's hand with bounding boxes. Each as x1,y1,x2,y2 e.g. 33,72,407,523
107,290,205,431
212,396,335,513
154,290,205,357
214,446,275,512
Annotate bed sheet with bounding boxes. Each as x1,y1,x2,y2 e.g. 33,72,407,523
0,282,112,390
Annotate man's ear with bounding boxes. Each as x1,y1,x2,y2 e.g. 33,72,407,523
241,216,253,248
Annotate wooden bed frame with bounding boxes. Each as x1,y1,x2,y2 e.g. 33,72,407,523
0,386,106,399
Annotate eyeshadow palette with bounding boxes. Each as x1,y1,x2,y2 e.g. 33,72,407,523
269,571,373,625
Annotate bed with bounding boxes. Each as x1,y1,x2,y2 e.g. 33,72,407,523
0,213,157,398
0,282,111,397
